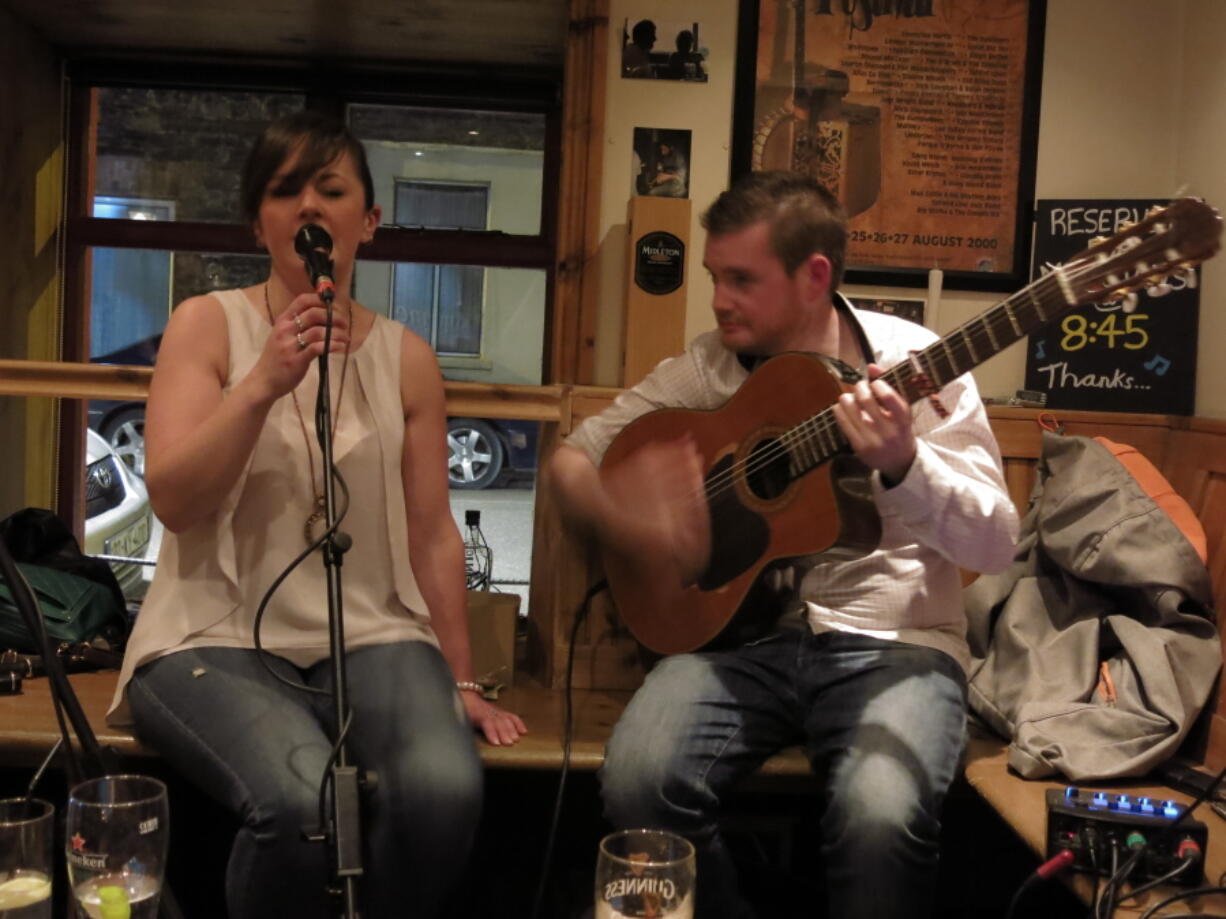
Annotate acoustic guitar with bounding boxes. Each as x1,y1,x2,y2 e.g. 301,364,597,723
600,198,1222,655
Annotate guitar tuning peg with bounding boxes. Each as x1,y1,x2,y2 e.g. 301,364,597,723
1145,205,1165,219
1148,278,1172,297
1089,235,1109,248
1121,292,1140,313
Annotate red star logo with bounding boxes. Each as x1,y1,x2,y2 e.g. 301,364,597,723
71,833,86,851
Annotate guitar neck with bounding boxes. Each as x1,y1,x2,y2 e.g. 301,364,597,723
784,268,1076,478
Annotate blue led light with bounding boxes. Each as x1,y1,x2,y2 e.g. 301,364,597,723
1116,795,1133,810
1139,797,1155,814
1164,805,1181,818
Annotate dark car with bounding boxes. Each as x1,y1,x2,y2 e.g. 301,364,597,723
90,335,538,489
446,417,539,489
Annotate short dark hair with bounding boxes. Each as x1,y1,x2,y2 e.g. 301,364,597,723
701,171,847,292
631,19,656,45
239,110,375,226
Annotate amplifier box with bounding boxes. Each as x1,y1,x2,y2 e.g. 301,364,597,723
1045,787,1207,886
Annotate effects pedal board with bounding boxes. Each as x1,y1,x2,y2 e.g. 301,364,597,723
1046,787,1208,886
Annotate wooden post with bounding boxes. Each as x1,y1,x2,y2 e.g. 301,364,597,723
550,0,609,385
623,196,690,387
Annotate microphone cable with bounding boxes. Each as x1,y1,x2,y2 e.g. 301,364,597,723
528,578,608,919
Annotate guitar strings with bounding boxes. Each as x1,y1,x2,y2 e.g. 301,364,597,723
681,262,1109,509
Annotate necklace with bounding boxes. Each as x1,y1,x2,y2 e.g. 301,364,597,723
263,282,353,545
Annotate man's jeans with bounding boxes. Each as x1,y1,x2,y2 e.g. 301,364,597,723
600,630,968,919
128,641,482,919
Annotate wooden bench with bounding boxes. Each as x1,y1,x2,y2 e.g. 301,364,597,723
3,407,1225,913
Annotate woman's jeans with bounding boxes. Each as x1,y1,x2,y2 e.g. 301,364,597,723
600,630,968,919
128,641,482,919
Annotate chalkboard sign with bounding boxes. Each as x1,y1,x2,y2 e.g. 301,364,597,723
1024,199,1199,415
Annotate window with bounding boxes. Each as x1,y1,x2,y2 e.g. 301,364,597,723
62,72,560,607
392,181,489,356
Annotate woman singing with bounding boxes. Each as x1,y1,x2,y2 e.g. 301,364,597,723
108,110,526,918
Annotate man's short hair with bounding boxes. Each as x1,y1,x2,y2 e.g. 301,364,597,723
631,19,656,45
701,171,847,292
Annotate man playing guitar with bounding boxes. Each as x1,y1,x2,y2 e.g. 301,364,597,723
547,171,1019,918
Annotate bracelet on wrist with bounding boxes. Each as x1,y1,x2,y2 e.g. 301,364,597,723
456,680,484,695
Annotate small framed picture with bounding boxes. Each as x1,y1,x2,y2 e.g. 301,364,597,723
848,296,926,328
621,19,709,82
632,127,692,199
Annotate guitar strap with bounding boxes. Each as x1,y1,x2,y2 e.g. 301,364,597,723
834,292,879,369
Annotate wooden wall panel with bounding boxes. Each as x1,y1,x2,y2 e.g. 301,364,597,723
0,7,63,518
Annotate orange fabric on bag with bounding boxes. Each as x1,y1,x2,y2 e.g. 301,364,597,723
1094,436,1208,566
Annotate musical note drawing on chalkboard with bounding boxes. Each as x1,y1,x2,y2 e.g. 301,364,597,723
1034,339,1047,360
1144,354,1172,376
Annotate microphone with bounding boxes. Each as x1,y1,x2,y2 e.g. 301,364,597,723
294,224,336,302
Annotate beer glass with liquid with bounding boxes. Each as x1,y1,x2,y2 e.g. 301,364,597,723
595,829,695,919
0,798,53,919
66,776,168,919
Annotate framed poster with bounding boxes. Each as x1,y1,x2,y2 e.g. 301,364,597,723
633,127,693,199
848,296,925,327
1024,199,1200,416
732,0,1046,291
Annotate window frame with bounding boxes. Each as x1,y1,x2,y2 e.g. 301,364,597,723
391,177,492,356
58,60,563,532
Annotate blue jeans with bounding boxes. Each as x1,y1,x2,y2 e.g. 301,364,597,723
600,630,968,919
128,642,482,919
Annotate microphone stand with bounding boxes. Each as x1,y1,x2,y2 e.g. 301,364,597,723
307,281,367,919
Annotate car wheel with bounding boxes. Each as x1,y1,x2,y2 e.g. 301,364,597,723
447,419,505,489
102,406,147,478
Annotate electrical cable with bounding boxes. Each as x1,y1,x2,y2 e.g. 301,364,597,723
1137,884,1226,919
1119,852,1198,902
251,466,352,696
528,578,608,919
1004,848,1076,919
1101,841,1120,919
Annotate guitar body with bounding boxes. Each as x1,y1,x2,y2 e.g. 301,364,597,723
600,352,881,654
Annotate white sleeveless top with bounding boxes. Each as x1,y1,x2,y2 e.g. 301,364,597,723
108,289,437,725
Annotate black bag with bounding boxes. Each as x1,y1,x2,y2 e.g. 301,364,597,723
0,563,129,653
0,508,130,654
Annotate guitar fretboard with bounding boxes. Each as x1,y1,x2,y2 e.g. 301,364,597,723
780,268,1074,479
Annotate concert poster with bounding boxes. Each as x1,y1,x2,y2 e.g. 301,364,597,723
733,0,1045,290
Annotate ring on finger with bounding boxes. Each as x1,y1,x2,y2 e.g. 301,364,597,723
296,333,307,351
294,314,305,332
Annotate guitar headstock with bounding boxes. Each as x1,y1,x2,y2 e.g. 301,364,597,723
1059,198,1222,310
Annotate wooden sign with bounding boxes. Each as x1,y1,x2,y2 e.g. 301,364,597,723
623,196,691,387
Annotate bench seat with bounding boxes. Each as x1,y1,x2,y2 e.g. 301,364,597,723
0,669,812,776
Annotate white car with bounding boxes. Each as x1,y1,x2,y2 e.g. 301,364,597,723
82,428,152,601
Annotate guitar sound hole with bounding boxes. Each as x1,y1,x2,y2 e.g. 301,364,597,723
744,437,791,501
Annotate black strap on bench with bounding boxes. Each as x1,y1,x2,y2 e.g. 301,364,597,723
0,533,187,919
